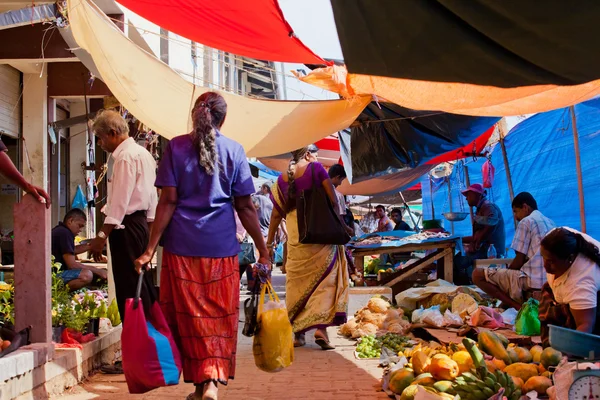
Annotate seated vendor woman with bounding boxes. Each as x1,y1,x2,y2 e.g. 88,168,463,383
454,184,505,285
51,209,108,290
472,192,555,310
538,227,600,344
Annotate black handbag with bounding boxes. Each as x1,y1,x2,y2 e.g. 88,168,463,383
296,163,351,245
238,241,256,265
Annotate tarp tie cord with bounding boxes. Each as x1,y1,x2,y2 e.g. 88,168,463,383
372,94,382,109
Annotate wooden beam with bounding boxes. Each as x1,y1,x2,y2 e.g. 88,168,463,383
381,248,451,287
498,119,517,229
0,23,75,60
47,62,112,97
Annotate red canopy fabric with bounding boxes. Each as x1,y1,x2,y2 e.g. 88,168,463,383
116,0,326,64
426,126,494,165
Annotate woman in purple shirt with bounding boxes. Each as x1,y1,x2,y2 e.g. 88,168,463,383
135,92,268,400
267,145,349,350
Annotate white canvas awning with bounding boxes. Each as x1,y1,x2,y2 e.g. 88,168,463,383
66,0,370,157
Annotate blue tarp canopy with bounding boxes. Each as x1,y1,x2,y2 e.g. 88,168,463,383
422,98,600,248
340,102,499,184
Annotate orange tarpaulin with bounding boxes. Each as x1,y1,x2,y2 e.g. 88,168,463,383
296,66,600,117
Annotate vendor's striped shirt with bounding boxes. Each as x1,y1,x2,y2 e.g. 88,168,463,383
511,210,556,289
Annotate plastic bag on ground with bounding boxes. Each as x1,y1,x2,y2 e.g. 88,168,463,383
412,306,445,328
500,308,518,326
468,306,505,329
515,298,541,336
443,310,464,327
122,272,181,394
252,281,294,373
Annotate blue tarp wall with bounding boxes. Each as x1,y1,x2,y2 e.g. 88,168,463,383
422,98,600,251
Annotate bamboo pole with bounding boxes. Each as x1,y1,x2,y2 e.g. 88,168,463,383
498,118,517,229
569,106,587,233
463,164,474,224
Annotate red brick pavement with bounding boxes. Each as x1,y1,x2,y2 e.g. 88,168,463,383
53,329,389,400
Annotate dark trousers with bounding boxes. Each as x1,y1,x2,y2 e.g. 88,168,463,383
108,211,156,323
453,248,487,286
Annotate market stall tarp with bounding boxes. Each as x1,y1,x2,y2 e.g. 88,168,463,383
338,163,434,197
116,0,325,64
330,1,600,87
67,0,370,157
297,65,600,117
422,98,600,245
341,102,499,184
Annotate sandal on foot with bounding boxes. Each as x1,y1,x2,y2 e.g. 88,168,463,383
294,334,306,347
314,335,335,350
100,361,123,374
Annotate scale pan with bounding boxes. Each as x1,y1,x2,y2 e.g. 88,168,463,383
442,212,470,222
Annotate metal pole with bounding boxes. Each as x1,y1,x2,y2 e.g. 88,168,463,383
463,164,474,225
447,177,455,235
429,176,435,218
498,119,517,229
399,192,420,232
570,106,587,233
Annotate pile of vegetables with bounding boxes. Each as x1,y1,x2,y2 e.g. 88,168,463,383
340,297,411,338
356,333,412,359
384,331,563,400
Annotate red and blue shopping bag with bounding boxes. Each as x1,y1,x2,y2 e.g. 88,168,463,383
122,271,181,393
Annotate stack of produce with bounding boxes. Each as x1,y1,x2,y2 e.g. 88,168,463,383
339,297,411,338
385,331,562,399
356,333,412,359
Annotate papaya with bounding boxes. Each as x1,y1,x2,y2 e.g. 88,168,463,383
411,351,431,375
429,355,459,380
493,331,509,347
491,358,507,371
523,376,553,395
507,348,520,364
389,368,415,394
410,373,435,387
485,360,498,373
400,385,420,400
511,376,524,390
542,371,552,378
540,347,562,369
530,345,543,363
503,362,539,383
452,351,474,374
433,381,454,393
478,331,512,365
514,347,533,363
538,363,546,374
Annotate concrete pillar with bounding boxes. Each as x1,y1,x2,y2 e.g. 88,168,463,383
22,72,48,189
14,195,52,343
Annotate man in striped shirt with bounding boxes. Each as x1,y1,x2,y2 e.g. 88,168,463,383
473,192,555,309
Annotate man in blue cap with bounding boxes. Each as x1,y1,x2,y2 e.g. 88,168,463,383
453,183,505,285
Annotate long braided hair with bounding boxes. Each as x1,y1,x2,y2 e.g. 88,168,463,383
541,227,600,266
191,92,227,175
286,144,318,212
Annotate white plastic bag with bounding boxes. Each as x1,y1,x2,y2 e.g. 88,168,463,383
443,310,464,327
412,306,445,328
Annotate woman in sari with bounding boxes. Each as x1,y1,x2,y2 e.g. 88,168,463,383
134,92,269,400
539,227,600,346
267,145,350,349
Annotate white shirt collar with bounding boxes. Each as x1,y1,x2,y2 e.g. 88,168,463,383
111,137,135,160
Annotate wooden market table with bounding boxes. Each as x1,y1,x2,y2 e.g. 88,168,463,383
351,237,458,300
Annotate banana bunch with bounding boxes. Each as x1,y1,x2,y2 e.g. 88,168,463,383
452,369,521,400
456,338,521,400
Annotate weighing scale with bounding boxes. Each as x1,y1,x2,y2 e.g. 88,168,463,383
549,325,600,399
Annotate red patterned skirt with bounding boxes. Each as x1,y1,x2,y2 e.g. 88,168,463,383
160,251,240,385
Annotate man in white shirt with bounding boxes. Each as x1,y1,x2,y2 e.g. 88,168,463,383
473,192,555,309
89,110,158,333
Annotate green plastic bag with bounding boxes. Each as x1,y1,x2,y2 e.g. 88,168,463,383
515,298,541,336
